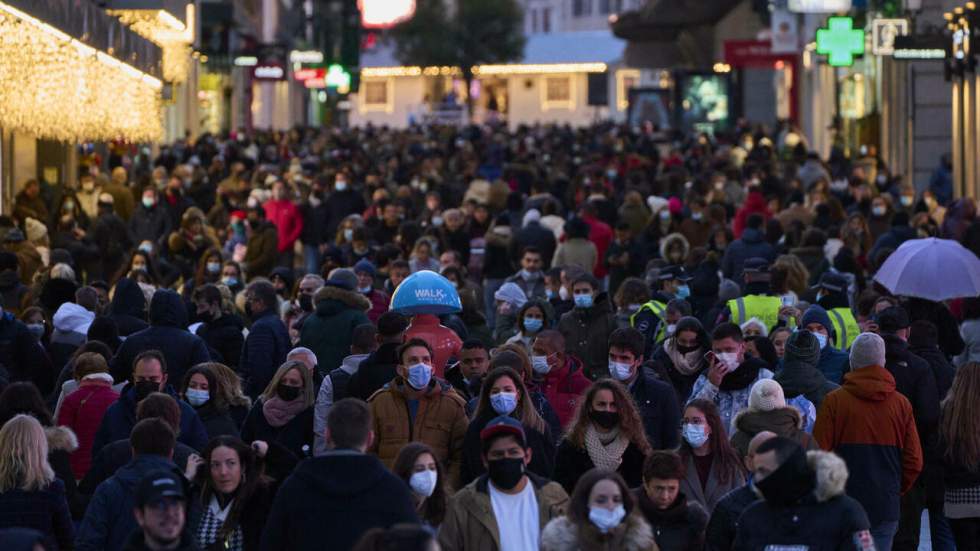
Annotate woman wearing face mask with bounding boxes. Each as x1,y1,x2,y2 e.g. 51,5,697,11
392,443,448,528
677,400,745,514
541,469,658,551
181,365,239,439
505,301,552,354
189,435,296,551
334,214,363,248
190,248,225,298
220,261,245,296
19,306,49,346
554,380,653,493
649,317,710,406
492,282,527,344
460,367,556,486
240,361,314,460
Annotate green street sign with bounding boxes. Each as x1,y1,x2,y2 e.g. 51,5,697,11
816,16,865,67
326,64,352,91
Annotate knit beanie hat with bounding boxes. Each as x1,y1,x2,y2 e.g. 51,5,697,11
800,304,833,334
784,330,821,367
749,379,786,411
850,332,886,371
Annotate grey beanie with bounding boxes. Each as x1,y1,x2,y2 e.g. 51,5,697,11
718,279,741,303
785,330,821,367
849,332,886,371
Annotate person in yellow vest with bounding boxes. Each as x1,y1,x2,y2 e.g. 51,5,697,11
811,272,860,351
720,258,786,332
632,265,691,357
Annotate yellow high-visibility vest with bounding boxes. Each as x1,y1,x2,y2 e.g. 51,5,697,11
726,295,783,332
827,307,860,350
631,300,668,343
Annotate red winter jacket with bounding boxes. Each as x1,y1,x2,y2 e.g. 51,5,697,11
262,199,304,253
57,380,119,479
364,289,390,324
533,355,592,430
582,214,613,279
732,191,771,238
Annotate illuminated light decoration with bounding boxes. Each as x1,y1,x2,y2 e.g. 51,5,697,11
893,47,946,59
294,68,325,81
713,62,732,73
290,50,324,64
473,62,607,75
254,65,286,80
234,56,258,66
360,0,416,28
107,5,194,83
788,0,851,12
304,77,327,89
815,16,864,67
326,64,352,94
0,1,162,142
362,66,424,77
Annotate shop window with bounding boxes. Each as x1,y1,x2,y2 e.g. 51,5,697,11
542,76,574,110
361,79,393,113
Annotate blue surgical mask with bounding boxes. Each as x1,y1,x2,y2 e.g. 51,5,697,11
490,392,518,415
523,317,543,333
343,228,354,242
545,289,555,300
676,285,691,299
406,363,433,390
682,423,709,448
221,276,238,287
609,360,633,381
574,294,593,309
531,355,551,375
814,332,829,349
691,211,704,222
185,388,209,407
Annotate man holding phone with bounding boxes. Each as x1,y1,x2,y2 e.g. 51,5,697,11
687,323,773,434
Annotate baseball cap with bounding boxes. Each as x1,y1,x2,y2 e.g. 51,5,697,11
480,415,526,448
814,272,848,293
135,471,186,507
658,265,693,282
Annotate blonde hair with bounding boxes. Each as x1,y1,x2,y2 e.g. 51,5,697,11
772,255,810,296
942,362,980,470
261,361,315,407
202,362,252,410
0,415,54,492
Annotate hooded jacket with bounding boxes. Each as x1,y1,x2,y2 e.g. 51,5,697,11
108,278,148,337
75,454,183,551
299,285,372,377
262,198,303,253
91,385,209,458
0,311,54,395
110,289,211,385
558,292,618,380
634,490,707,551
48,302,95,370
703,484,758,551
259,451,417,551
729,407,816,459
195,312,245,369
240,307,290,399
440,473,569,551
532,355,592,429
881,333,941,455
56,378,119,480
813,365,923,525
720,228,776,282
368,377,469,486
540,511,658,551
734,451,872,551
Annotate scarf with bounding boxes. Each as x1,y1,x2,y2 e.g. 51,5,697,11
584,425,629,472
665,338,704,376
262,396,307,428
719,359,762,391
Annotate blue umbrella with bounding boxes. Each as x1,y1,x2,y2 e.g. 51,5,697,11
390,270,463,315
873,238,980,301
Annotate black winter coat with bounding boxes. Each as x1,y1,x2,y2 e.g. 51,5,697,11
110,289,211,385
193,402,240,439
239,310,289,398
703,484,758,551
195,314,245,369
128,205,172,249
634,489,708,551
721,228,776,282
460,413,556,486
80,439,196,496
259,452,418,551
882,334,941,454
0,312,54,395
324,189,366,237
629,366,682,450
107,278,148,337
906,297,966,358
346,342,400,401
553,438,647,493
239,401,314,461
0,480,73,551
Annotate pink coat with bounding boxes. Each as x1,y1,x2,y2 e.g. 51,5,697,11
262,199,304,253
57,381,119,480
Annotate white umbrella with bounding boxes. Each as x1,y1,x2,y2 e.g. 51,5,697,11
873,238,980,301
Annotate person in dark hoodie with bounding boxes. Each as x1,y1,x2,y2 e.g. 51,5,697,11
259,398,417,551
635,451,708,551
191,284,244,369
721,214,776,283
93,350,208,457
107,277,149,337
0,252,28,316
110,289,211,386
703,431,775,551
0,295,55,395
346,311,409,401
239,281,289,399
774,329,839,412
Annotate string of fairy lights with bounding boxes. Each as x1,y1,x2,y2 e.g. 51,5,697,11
0,3,163,143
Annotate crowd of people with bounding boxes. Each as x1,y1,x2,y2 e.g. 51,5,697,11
0,120,975,551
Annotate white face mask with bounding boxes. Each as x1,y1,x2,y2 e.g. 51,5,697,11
558,286,570,301
589,505,626,533
609,360,633,382
814,332,829,349
716,351,739,371
409,469,438,498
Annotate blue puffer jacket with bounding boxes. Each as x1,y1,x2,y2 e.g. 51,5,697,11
240,308,290,399
721,228,777,282
90,385,208,457
110,289,211,385
816,345,851,385
75,455,183,551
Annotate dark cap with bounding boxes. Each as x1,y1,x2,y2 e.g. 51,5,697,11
480,415,526,447
875,305,910,333
743,258,770,274
354,259,377,277
324,268,357,291
658,265,693,282
815,271,848,293
135,470,186,507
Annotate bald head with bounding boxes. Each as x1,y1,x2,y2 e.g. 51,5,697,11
745,430,778,471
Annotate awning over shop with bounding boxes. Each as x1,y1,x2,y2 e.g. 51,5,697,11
611,0,742,42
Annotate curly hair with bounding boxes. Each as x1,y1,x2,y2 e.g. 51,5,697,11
565,379,652,456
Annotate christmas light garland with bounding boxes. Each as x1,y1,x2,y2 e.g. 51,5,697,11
108,9,192,84
0,3,163,143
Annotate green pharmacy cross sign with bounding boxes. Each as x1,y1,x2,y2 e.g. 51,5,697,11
816,17,865,67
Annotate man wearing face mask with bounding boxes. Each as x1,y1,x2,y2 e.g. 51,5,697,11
92,350,208,457
634,266,692,353
800,304,853,384
558,274,617,380
368,338,469,487
607,328,680,450
504,247,548,301
438,416,569,551
688,323,774,434
192,284,244,369
531,330,592,428
812,272,860,350
242,204,278,280
354,259,389,323
734,437,872,551
325,170,366,239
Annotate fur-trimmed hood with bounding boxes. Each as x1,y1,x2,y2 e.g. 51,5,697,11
809,450,849,502
659,232,690,263
313,284,371,313
541,513,658,551
45,426,78,453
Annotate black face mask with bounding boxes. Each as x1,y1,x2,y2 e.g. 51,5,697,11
754,447,816,507
487,457,526,490
589,409,620,430
276,383,301,402
676,344,700,355
197,309,214,323
299,294,313,313
133,380,159,402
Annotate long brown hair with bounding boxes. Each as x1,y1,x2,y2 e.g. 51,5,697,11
567,469,636,524
941,362,980,470
680,399,744,485
474,367,546,435
198,436,269,543
392,442,447,526
565,379,652,456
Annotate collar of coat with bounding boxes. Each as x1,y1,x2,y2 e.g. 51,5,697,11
540,512,655,551
314,284,371,312
751,450,849,504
